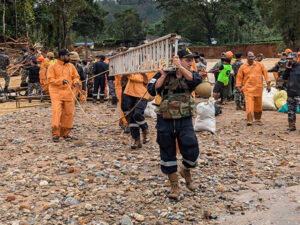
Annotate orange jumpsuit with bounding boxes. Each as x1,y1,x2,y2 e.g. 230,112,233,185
236,61,270,122
40,58,56,94
124,73,155,99
47,60,81,137
115,75,128,126
123,73,155,138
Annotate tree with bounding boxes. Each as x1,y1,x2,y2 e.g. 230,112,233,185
156,0,280,45
113,8,143,43
257,0,300,48
49,0,87,48
2,0,6,45
73,0,108,58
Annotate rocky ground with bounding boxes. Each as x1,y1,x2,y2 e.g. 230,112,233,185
0,99,299,225
0,57,299,225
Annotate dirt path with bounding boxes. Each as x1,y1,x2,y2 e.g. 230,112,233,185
0,98,299,224
221,184,300,225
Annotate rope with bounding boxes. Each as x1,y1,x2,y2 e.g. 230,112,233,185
66,83,107,129
66,81,149,129
82,70,109,83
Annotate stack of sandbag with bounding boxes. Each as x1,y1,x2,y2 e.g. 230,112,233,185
273,90,287,109
194,99,216,133
262,87,277,110
144,100,157,118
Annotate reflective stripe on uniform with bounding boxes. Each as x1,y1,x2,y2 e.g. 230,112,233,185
160,160,177,167
149,78,156,84
129,123,139,128
136,120,146,125
183,158,196,166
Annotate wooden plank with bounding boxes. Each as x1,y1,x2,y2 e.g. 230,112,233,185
15,95,50,100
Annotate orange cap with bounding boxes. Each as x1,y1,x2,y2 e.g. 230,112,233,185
37,55,44,62
285,49,292,54
225,51,233,58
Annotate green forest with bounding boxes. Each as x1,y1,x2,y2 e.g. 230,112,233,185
1,0,299,49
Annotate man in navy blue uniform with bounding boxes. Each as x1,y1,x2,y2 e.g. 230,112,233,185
147,48,202,199
93,55,108,103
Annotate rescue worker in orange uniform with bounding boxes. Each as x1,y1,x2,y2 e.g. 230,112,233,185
39,52,55,94
236,51,271,126
47,49,81,142
122,73,153,149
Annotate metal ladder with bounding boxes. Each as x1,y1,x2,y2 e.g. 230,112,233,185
109,34,181,76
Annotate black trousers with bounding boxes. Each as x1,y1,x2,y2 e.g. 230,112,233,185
122,94,148,138
156,115,199,174
93,75,106,99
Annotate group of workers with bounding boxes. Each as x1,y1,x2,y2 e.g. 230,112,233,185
208,49,300,128
0,45,299,200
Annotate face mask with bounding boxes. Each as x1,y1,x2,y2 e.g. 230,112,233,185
63,58,70,63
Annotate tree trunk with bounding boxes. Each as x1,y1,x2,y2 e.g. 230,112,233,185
3,0,6,46
14,0,17,38
84,35,88,60
62,0,67,48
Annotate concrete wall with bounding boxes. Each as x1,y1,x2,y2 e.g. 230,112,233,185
190,43,279,59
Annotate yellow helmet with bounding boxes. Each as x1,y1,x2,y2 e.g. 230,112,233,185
69,51,80,61
46,52,54,58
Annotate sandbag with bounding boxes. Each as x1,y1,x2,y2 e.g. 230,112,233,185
278,104,300,113
275,98,286,109
194,99,216,133
195,81,212,98
144,100,157,118
273,90,287,109
262,87,277,111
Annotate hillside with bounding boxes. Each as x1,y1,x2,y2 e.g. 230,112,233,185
98,0,163,24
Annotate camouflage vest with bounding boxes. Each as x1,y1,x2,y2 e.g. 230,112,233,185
157,74,195,119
